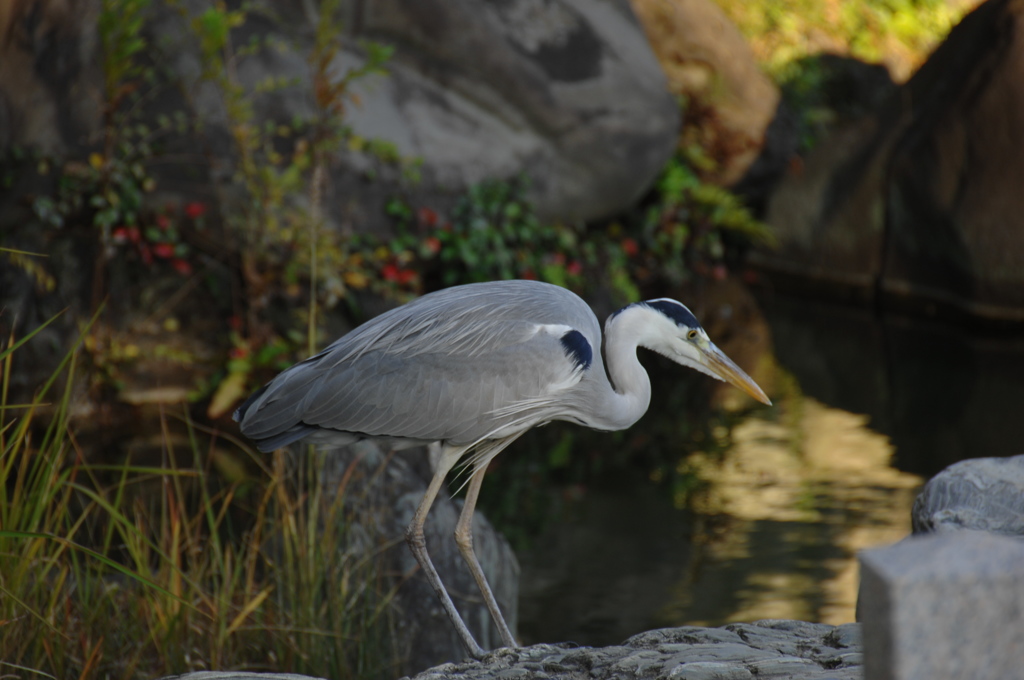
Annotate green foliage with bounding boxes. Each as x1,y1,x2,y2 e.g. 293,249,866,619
381,176,646,304
25,0,195,290
173,0,410,402
837,0,967,64
651,153,772,241
715,0,975,81
435,176,584,288
31,150,142,233
613,151,774,289
1,246,56,293
30,146,197,278
311,0,394,127
98,0,151,109
377,154,769,308
180,0,394,259
1,143,29,190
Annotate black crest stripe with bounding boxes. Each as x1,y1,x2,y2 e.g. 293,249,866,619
643,300,700,329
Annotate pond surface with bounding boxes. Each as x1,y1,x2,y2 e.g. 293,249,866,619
513,290,1024,647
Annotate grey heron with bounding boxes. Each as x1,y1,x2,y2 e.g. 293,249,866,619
234,279,770,658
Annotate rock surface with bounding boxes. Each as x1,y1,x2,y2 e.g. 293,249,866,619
147,0,678,227
754,0,1024,322
159,620,863,680
164,675,325,680
404,621,863,680
911,454,1024,536
0,0,101,153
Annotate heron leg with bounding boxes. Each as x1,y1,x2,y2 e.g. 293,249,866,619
454,465,518,649
405,444,486,659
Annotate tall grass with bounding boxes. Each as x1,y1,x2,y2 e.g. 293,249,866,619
0,319,399,679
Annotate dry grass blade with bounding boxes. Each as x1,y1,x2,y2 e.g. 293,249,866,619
225,586,273,637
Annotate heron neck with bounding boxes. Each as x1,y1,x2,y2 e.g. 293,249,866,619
596,309,653,431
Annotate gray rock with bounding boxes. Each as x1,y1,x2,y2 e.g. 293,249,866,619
859,532,1024,680
164,675,326,680
723,621,838,660
625,626,746,647
149,0,678,227
824,622,862,650
665,662,753,680
158,620,864,680
405,620,861,680
0,0,102,154
912,454,1024,535
659,642,778,665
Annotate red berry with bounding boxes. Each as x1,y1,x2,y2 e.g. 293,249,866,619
184,202,207,219
417,207,438,227
153,243,175,259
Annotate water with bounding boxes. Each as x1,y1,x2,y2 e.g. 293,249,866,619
514,290,1024,647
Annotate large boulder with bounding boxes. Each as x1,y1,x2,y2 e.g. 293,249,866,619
146,0,679,227
359,0,679,223
2,0,678,226
754,0,1024,322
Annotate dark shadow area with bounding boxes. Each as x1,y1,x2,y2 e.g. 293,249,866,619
755,289,1024,478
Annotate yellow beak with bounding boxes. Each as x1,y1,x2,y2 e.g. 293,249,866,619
700,343,772,405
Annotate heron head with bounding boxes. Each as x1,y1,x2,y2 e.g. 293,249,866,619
635,299,771,406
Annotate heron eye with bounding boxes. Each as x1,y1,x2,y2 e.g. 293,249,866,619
687,329,698,340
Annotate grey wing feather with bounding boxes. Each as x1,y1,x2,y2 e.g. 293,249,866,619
236,280,603,450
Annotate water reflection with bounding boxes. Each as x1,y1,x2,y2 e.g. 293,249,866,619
664,399,920,627
516,396,920,646
756,292,1024,476
516,477,696,646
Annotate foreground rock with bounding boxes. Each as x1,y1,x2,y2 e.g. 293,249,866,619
755,0,1024,322
911,454,1024,536
161,620,863,680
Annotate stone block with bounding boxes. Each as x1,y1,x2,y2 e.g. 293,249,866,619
859,532,1024,680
